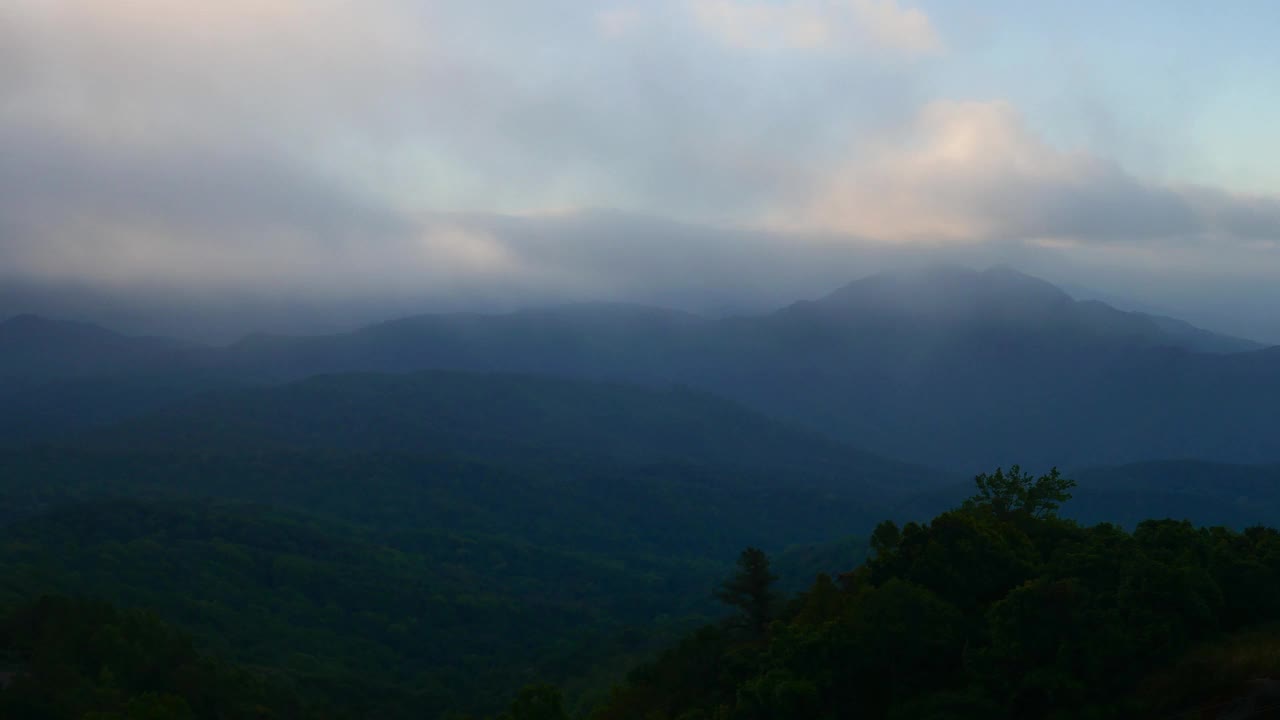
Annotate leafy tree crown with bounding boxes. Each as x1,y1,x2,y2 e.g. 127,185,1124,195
962,465,1075,519
717,547,778,633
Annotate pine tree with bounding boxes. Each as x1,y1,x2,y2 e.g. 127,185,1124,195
717,547,778,634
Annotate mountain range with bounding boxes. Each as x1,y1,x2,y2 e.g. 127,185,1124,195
5,266,1280,716
3,265,1276,471
0,369,946,716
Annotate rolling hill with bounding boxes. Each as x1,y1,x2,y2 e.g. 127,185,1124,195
212,267,1280,471
0,370,949,715
4,265,1278,471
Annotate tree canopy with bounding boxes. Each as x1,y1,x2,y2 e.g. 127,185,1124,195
592,466,1280,720
715,547,779,634
962,464,1076,518
7,464,1280,720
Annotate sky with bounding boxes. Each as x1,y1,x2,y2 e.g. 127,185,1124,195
2,1,1280,342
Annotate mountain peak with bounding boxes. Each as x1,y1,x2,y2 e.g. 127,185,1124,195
778,265,1265,354
803,265,1072,319
0,315,192,382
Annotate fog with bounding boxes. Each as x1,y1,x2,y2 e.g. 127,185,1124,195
4,209,1278,346
3,1,1279,343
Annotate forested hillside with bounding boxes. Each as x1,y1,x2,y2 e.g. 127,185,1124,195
9,468,1280,719
591,468,1280,720
9,1,1280,717
76,370,938,501
2,277,1279,718
897,460,1280,532
5,267,1279,471
0,500,715,717
0,371,946,717
0,596,314,720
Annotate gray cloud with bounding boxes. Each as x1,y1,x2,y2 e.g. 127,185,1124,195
1,2,1279,344
4,206,1280,345
781,101,1280,249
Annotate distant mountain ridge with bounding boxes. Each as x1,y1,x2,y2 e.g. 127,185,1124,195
0,314,195,387
77,370,942,504
5,266,1262,371
6,271,1280,718
2,266,1277,471
782,266,1261,353
0,368,957,715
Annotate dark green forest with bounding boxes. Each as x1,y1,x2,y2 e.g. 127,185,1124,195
6,467,1280,718
0,596,312,720
0,467,721,718
0,371,952,716
1,327,1279,719
591,468,1280,720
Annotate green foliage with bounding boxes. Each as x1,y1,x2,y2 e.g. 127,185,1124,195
0,499,722,718
7,446,1280,720
501,684,570,720
593,466,1280,720
0,364,932,720
0,595,310,720
0,361,926,711
963,465,1076,519
869,520,901,558
716,548,778,634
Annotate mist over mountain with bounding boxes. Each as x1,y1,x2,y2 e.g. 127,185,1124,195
3,266,1276,471
0,367,948,716
10,4,1280,717
772,265,1262,353
76,370,941,502
0,314,194,388
7,210,1280,348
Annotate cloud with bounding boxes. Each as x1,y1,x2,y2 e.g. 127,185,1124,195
0,0,435,143
686,0,941,54
1181,188,1280,243
0,0,928,236
1,0,1279,346
782,100,1280,248
597,6,646,37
